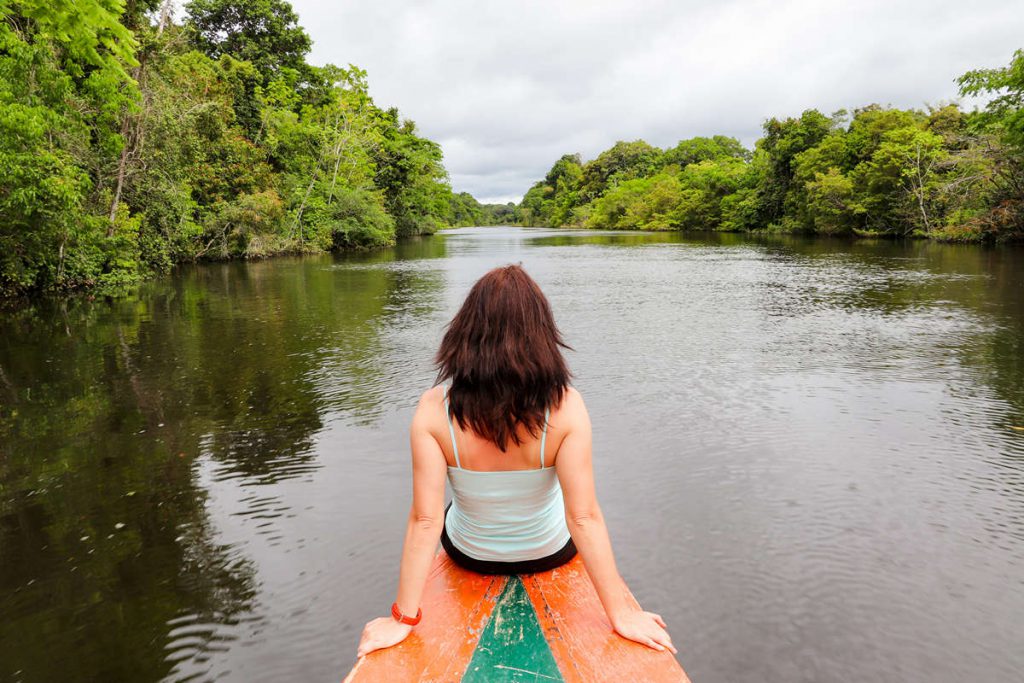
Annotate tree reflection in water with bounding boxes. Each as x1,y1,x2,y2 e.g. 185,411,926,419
0,236,448,682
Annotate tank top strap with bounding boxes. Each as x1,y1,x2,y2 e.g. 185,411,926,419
539,406,550,469
444,385,461,468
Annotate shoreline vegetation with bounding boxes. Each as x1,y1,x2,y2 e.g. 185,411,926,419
0,0,508,298
488,51,1024,244
2,1,1021,301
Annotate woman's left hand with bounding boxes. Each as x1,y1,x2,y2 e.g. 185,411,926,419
611,609,677,654
356,617,414,657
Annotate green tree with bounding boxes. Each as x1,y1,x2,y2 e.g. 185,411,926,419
754,109,834,228
845,105,923,163
587,173,682,230
184,0,312,80
661,135,750,168
959,49,1024,151
0,0,140,292
519,153,584,227
674,157,753,230
789,131,854,231
803,168,862,234
853,125,945,235
956,49,1024,240
584,156,754,232
579,140,662,201
482,202,521,225
519,182,550,226
449,192,485,226
372,109,451,238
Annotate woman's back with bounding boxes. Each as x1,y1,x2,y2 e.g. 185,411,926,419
433,385,572,563
433,384,562,471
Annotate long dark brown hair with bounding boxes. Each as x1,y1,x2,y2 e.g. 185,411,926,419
435,264,572,451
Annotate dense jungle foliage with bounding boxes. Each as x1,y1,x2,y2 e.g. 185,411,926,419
0,0,503,296
519,51,1024,242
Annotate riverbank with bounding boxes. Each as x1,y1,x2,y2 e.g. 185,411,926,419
0,231,432,303
1,1,457,299
7,223,1024,310
513,51,1024,244
515,220,1024,243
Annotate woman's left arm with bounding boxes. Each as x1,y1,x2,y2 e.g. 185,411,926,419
356,394,448,657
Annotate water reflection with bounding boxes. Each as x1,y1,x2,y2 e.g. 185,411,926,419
0,293,259,681
0,237,448,681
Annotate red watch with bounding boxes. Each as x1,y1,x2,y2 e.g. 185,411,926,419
391,602,422,626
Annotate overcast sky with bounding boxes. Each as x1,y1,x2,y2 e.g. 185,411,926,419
291,0,1024,203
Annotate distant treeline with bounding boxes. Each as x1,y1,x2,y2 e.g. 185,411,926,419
448,193,520,227
0,0,491,296
516,51,1024,242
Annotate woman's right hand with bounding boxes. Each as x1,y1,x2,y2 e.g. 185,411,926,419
356,616,413,657
611,609,677,654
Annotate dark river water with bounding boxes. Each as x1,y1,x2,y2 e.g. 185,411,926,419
2,227,1024,683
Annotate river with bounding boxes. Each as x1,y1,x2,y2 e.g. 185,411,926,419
1,227,1023,682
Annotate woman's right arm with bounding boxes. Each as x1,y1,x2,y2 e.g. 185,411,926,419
555,389,676,654
356,390,447,657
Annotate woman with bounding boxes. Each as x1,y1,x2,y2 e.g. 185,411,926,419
357,264,675,657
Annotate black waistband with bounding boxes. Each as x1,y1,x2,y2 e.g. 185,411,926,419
441,502,577,575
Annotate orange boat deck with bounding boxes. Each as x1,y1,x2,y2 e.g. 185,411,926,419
345,550,690,682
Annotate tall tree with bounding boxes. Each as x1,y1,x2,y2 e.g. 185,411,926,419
185,0,312,80
753,109,834,228
0,0,139,291
579,140,662,201
957,49,1024,239
661,136,750,169
959,49,1024,151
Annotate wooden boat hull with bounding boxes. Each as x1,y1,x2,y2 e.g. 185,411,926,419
345,550,690,682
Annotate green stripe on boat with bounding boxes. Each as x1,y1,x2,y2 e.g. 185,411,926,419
461,576,564,682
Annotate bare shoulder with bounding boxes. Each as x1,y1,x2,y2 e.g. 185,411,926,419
562,385,586,409
562,385,584,405
411,385,446,429
554,386,590,428
418,384,446,406
552,387,592,469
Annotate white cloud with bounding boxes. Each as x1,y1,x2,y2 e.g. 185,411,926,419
292,0,1023,203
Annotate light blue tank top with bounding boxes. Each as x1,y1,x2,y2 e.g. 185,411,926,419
443,386,571,562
